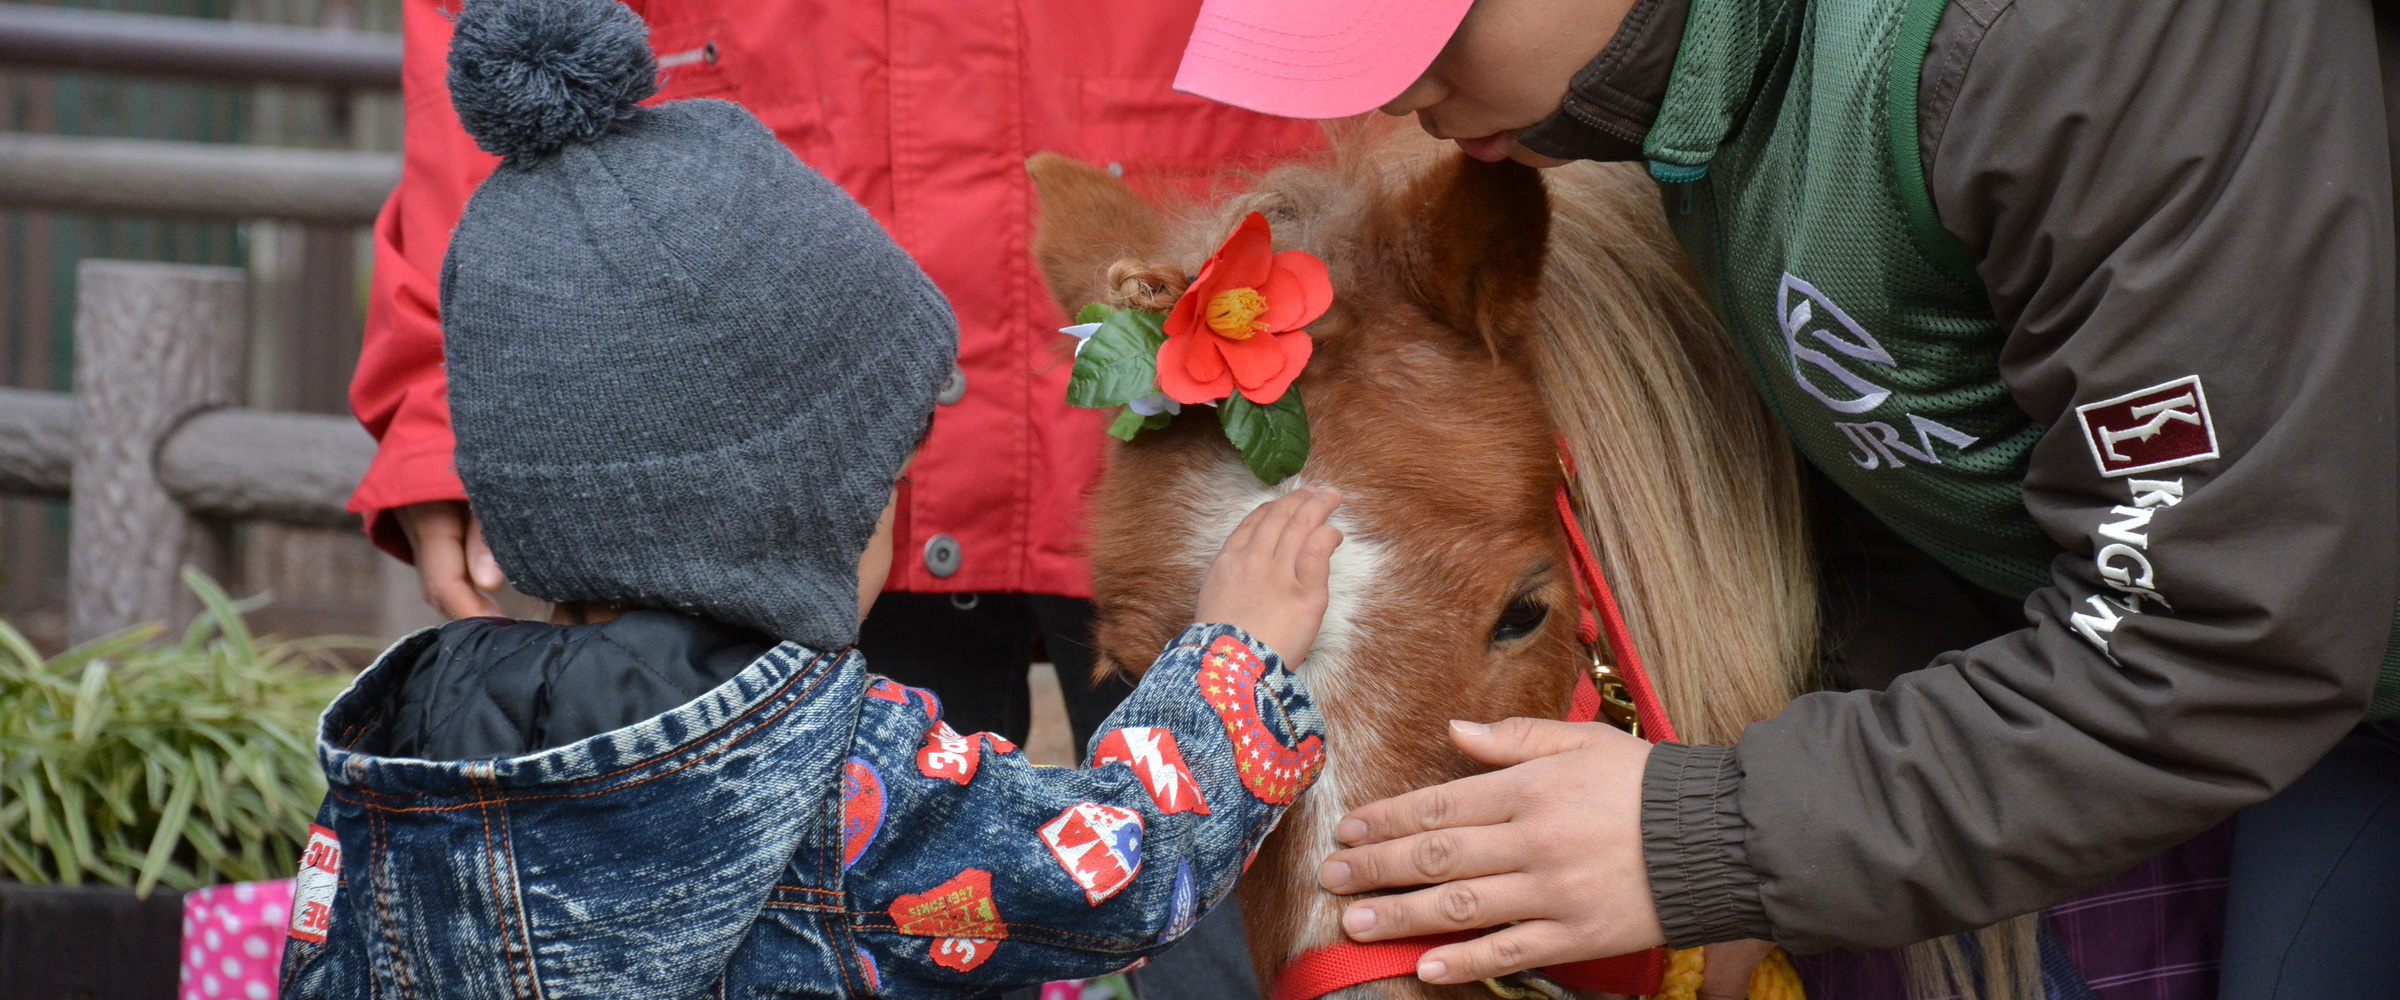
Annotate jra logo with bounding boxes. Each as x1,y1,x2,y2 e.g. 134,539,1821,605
1779,273,1893,413
1776,273,1980,469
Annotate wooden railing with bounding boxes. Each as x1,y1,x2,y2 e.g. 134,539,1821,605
0,6,402,641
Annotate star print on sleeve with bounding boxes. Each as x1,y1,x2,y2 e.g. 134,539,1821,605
1198,634,1324,804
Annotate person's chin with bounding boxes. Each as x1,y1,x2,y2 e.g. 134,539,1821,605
1507,144,1574,168
1449,128,1574,169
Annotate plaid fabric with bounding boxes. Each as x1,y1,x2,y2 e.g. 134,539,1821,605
1793,822,2232,999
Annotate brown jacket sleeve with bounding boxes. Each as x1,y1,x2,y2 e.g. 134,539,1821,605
1645,0,2399,952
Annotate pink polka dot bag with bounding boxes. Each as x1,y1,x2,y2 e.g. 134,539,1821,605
179,879,293,1000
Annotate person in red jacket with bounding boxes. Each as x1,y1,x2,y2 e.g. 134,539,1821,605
350,0,1320,746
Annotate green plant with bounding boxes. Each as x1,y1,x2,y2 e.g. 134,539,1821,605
0,570,368,896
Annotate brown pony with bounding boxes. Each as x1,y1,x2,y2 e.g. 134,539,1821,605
1030,133,1815,1000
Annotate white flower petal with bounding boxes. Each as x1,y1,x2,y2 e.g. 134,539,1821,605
1060,322,1102,340
1127,394,1182,416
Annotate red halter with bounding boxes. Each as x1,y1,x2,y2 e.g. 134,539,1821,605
1268,450,1676,1000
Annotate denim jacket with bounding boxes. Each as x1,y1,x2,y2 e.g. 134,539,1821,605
280,617,1323,999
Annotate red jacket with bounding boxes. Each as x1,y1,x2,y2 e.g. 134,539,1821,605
349,0,1322,598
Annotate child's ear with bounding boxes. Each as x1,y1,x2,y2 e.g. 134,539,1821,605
1382,154,1551,358
1028,152,1172,313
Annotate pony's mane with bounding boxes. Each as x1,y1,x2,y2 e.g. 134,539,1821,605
1520,156,1815,743
1146,134,1814,743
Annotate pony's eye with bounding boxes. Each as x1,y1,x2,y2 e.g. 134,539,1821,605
1491,596,1549,643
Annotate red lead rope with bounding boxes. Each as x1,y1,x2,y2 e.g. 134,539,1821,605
1268,451,1675,1000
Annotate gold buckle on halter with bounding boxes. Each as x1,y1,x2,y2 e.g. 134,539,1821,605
1588,646,1643,739
1481,971,1576,1000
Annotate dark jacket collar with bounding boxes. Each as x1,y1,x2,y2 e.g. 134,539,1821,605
369,610,779,761
1516,0,1691,162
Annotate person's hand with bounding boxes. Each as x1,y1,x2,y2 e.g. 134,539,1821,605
1193,486,1343,665
393,500,505,618
1698,939,1778,1000
1316,717,1662,985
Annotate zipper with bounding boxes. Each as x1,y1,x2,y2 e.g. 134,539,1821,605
654,40,718,70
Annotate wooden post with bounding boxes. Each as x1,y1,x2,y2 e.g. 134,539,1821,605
68,261,248,643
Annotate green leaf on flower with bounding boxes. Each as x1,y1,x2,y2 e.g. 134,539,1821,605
1074,302,1118,325
1065,308,1169,409
1219,388,1310,485
1106,406,1146,441
1105,406,1176,442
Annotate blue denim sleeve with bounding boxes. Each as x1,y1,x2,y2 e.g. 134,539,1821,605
835,623,1323,995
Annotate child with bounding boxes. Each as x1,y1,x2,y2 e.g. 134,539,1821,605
1174,0,2398,996
276,1,1344,996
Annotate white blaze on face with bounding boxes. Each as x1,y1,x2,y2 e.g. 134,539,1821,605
1175,468,1390,953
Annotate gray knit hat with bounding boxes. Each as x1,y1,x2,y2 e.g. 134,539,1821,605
438,0,956,649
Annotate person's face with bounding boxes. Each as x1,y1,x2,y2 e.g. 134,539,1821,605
1378,0,1636,167
854,481,901,622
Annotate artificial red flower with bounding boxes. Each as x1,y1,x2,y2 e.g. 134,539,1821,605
1157,212,1331,405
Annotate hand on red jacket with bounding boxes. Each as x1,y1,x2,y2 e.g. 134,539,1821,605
1315,716,1664,984
395,500,505,618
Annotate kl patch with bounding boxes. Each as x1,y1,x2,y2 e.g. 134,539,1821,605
1199,634,1324,804
2075,376,2219,477
867,678,940,719
841,757,886,869
891,868,1008,971
1092,727,1210,814
287,823,341,944
1040,802,1145,905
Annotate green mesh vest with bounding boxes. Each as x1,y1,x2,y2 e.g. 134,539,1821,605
1639,0,2400,715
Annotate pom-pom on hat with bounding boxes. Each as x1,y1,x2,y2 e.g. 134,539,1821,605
447,0,657,161
437,0,958,649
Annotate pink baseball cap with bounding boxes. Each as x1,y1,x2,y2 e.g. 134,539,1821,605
1174,0,1476,120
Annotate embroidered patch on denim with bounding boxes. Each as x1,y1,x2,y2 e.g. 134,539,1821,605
916,723,1019,784
841,757,886,869
932,936,998,972
916,722,982,783
1039,802,1145,905
867,677,940,720
1198,634,1324,803
855,944,881,990
288,824,341,944
1092,726,1211,814
891,868,1009,972
1166,860,1198,938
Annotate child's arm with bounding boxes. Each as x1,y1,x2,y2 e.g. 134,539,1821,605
839,488,1342,993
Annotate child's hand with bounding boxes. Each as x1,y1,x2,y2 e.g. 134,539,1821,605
1195,487,1344,666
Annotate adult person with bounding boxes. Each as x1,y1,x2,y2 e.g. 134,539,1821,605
1173,0,2400,996
348,1,1319,995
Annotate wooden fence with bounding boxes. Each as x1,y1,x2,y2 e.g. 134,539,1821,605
0,4,400,644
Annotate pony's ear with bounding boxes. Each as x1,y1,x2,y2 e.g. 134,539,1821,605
1386,155,1551,355
1028,152,1172,314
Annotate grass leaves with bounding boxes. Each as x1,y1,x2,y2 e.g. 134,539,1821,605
0,570,365,896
